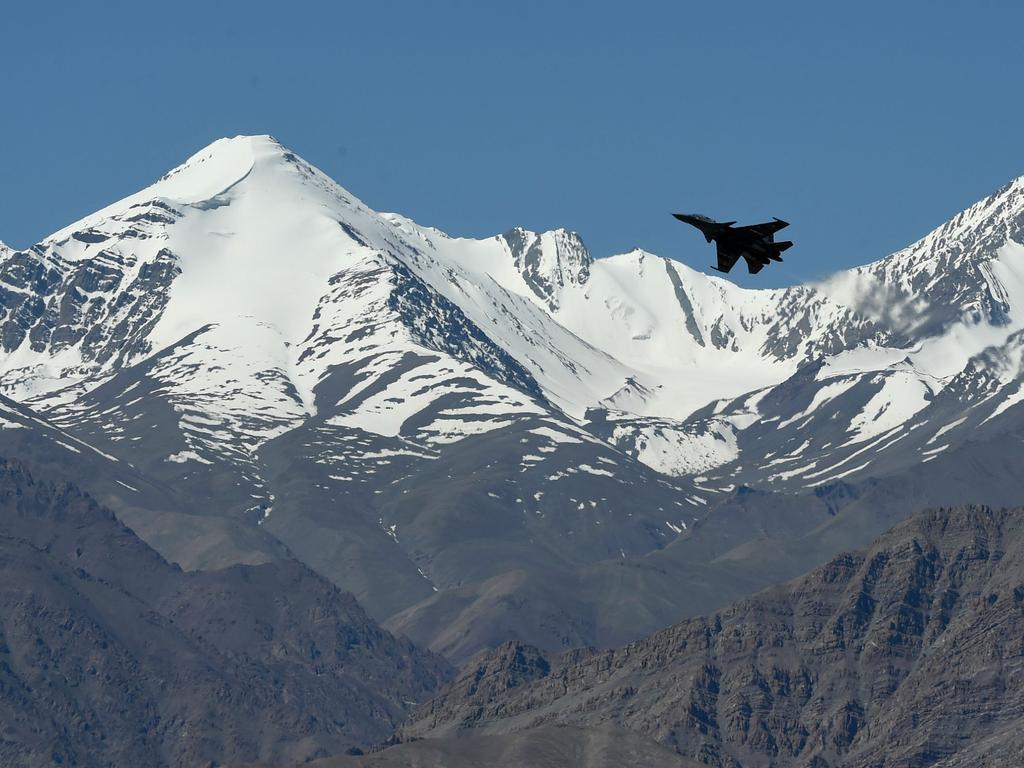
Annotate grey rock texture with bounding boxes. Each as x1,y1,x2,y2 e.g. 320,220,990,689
403,505,1024,768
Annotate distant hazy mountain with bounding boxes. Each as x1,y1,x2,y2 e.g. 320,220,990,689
0,457,450,767
2,135,1023,661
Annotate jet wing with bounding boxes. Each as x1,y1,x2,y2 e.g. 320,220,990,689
734,218,789,239
714,243,743,273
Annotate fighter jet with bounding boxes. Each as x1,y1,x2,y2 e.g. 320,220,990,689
672,213,793,275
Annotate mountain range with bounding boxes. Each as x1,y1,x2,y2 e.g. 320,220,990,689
1,135,1023,668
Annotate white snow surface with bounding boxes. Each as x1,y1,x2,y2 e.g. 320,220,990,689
613,420,740,477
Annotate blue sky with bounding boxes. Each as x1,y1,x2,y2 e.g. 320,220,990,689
3,1,1022,286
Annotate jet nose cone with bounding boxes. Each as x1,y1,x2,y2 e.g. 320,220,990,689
673,213,713,224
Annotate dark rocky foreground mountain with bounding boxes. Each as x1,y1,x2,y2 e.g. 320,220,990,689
0,458,451,767
391,505,1024,768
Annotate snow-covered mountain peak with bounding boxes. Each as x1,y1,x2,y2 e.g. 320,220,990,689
172,133,280,165
808,173,1024,350
0,136,410,407
40,134,379,252
875,172,1024,272
157,133,266,186
153,134,334,199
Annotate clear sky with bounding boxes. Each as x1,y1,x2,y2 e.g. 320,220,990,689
3,1,1022,287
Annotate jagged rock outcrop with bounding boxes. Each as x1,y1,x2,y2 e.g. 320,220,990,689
403,505,1024,768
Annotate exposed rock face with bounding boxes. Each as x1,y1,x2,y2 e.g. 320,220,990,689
500,227,592,311
0,202,184,366
0,458,452,768
403,505,1024,768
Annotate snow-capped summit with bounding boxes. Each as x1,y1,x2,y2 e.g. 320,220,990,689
44,135,291,244
0,136,375,403
821,174,1024,334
